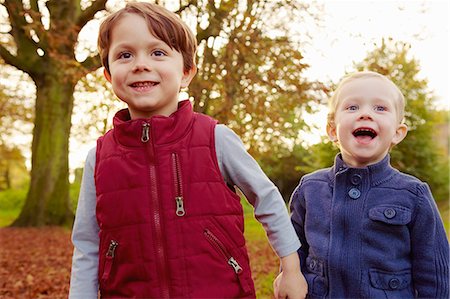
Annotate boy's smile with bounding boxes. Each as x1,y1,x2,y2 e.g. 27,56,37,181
328,77,407,167
105,13,196,119
129,80,159,92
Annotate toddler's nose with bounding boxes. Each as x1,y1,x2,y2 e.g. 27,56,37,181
358,108,373,120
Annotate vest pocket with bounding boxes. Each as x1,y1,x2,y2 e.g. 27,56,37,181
203,228,251,294
171,152,185,216
101,239,119,283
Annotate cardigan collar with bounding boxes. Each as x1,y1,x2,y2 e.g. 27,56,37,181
112,100,194,147
329,154,398,187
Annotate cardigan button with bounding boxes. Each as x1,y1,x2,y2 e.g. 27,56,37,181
389,278,400,289
309,259,316,270
383,208,396,219
348,188,361,199
350,174,362,185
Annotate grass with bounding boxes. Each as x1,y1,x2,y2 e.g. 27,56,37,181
242,199,278,298
437,200,449,234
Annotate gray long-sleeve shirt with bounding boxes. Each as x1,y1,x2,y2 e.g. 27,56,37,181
69,124,300,298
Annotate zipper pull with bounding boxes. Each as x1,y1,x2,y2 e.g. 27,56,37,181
175,196,185,216
228,257,243,274
106,240,119,258
141,123,150,142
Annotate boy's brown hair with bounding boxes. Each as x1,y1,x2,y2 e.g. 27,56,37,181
98,2,197,75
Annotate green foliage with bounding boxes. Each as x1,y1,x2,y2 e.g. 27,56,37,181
0,188,27,211
0,180,81,227
0,144,29,190
355,39,449,202
70,169,82,213
0,188,26,227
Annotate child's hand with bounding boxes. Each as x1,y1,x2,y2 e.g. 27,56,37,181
273,270,308,299
274,253,308,299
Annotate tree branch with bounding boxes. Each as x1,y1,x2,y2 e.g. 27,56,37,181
0,44,27,72
30,0,39,12
75,0,108,30
174,0,197,15
4,0,28,43
27,0,48,50
80,54,102,73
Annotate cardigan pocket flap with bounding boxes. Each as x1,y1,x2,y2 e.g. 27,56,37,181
368,205,412,225
369,269,411,290
306,256,324,276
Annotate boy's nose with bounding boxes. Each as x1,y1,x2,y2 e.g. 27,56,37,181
132,57,151,72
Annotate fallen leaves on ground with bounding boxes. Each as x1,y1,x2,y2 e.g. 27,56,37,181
0,227,72,299
0,227,279,298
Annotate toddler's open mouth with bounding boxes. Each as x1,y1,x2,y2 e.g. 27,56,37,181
353,128,377,140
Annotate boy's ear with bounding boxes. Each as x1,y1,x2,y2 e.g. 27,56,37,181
391,123,408,146
103,68,112,82
327,122,338,142
181,66,197,88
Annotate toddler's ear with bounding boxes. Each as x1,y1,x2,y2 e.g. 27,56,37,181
391,123,408,146
103,68,112,82
327,122,338,142
181,66,197,88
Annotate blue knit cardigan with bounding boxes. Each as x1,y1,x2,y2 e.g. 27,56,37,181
290,154,449,298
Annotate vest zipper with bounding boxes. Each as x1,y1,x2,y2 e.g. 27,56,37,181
142,122,170,298
204,229,243,273
204,229,251,293
141,123,150,142
101,240,118,282
171,153,185,216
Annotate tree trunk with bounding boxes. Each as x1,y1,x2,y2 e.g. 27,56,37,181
13,70,75,227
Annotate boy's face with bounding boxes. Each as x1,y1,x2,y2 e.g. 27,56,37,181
327,77,407,168
105,13,196,119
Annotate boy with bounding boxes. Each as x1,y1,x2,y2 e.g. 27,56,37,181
69,2,307,298
278,71,449,298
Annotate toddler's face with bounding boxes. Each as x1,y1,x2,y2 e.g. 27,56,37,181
105,13,195,119
327,77,407,167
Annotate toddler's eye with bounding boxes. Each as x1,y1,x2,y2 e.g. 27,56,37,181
374,105,386,111
346,105,358,111
152,50,166,57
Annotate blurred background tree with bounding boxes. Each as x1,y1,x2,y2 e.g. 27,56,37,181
0,0,107,226
0,59,33,191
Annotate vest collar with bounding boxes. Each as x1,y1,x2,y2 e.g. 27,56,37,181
112,100,194,147
329,154,397,187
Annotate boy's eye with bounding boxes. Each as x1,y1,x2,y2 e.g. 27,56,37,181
374,105,386,111
152,50,166,57
118,52,132,59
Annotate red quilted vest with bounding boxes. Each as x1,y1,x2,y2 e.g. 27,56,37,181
95,100,255,298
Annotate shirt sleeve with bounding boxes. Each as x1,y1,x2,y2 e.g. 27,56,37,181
214,124,301,257
69,147,100,299
410,183,449,299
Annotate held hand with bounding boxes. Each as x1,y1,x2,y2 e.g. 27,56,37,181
274,253,308,299
273,270,308,299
